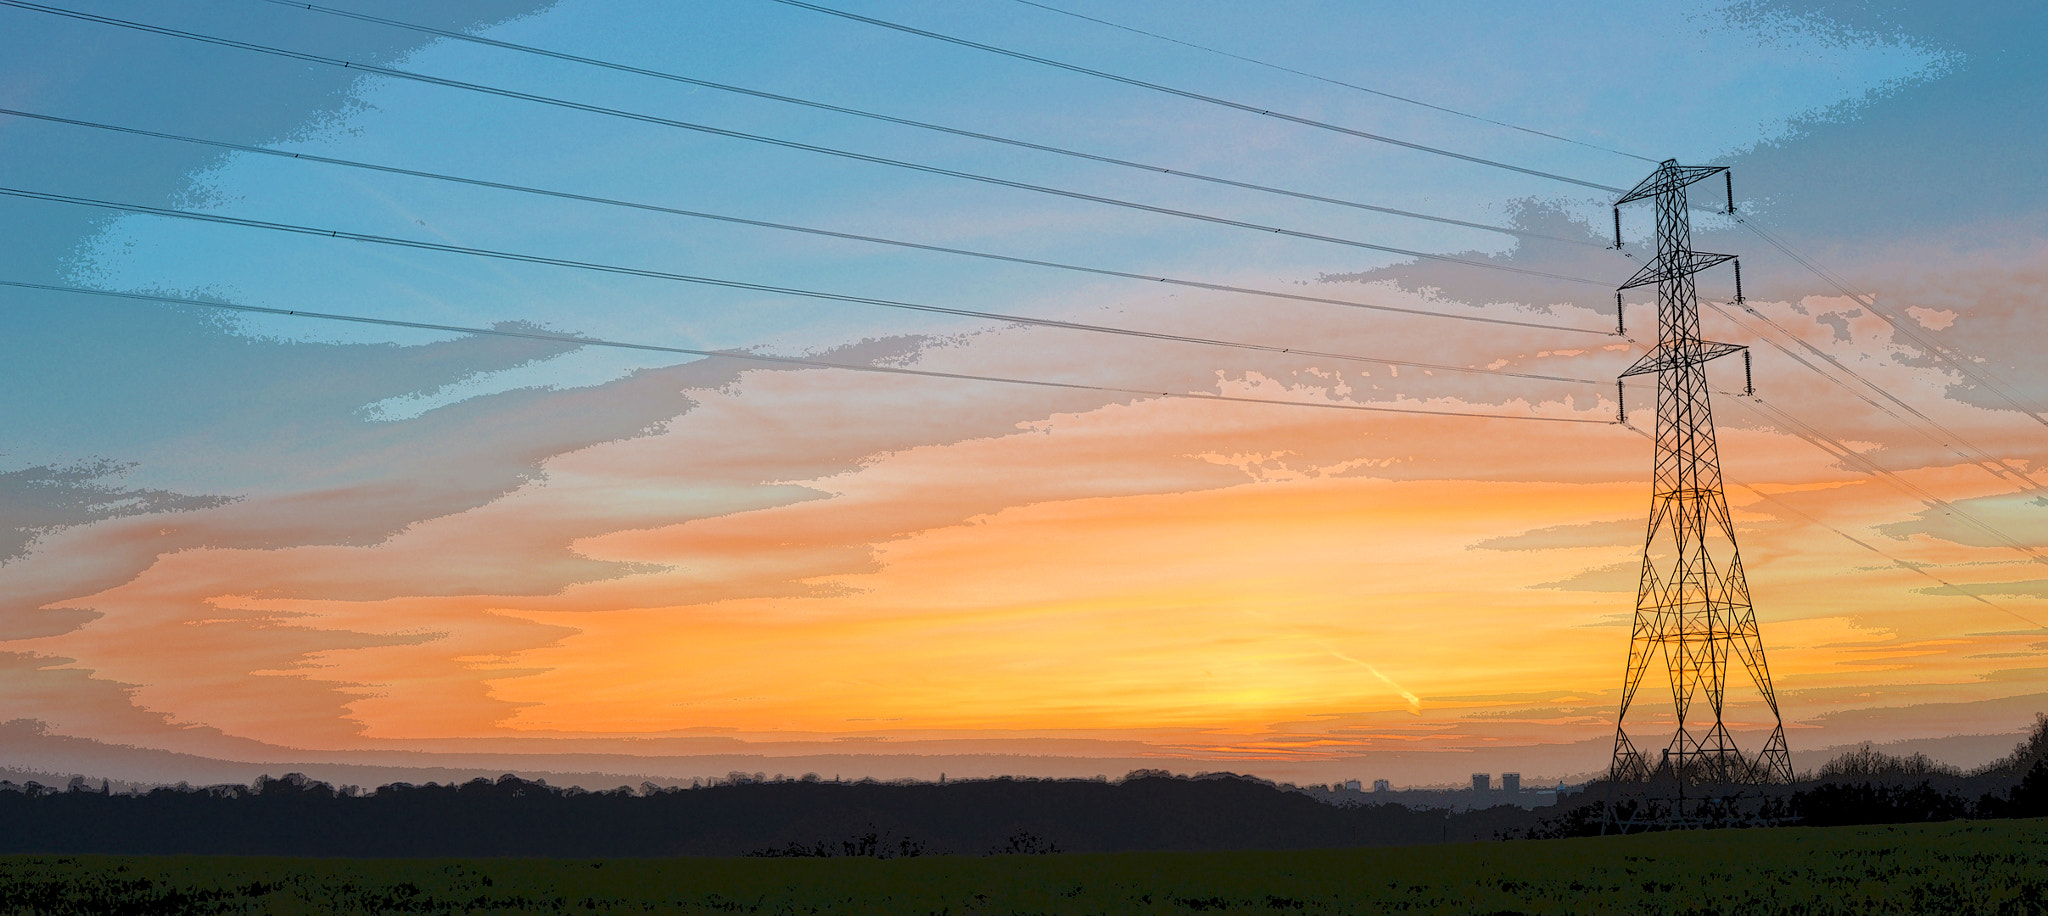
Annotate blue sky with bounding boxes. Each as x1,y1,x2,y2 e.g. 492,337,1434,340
6,0,1960,467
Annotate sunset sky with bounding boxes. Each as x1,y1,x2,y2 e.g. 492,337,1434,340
2,0,2044,787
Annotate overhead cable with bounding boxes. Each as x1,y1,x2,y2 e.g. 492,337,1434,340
1733,215,2048,428
1730,396,2048,567
1,108,1610,339
1614,245,2039,497
0,279,1616,425
760,0,1629,194
1733,478,2043,631
1007,0,1657,164
1616,372,2048,566
0,1,1609,287
1704,297,2043,493
1620,423,2045,631
260,0,1602,250
1619,379,2048,569
0,185,1606,386
1611,255,2048,573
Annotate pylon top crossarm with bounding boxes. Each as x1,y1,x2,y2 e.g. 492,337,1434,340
1619,341,1746,378
1615,160,1728,207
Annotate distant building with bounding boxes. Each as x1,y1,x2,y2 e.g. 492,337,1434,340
1502,772,1521,796
1372,779,1390,793
1471,773,1490,794
1342,779,1362,792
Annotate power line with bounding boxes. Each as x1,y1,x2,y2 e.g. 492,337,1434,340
0,1,1610,287
0,184,1607,386
1,108,1611,339
54,0,2033,499
1621,423,2045,631
0,278,1617,425
259,0,1605,251
1626,164,2043,428
1736,478,2044,631
1006,0,1657,164
1730,396,2048,567
1703,297,2043,493
1732,214,2048,429
760,0,1630,194
1614,370,2048,567
1614,242,2041,499
18,2,2029,662
1616,370,2048,566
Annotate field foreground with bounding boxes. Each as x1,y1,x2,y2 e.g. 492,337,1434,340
3,818,2045,915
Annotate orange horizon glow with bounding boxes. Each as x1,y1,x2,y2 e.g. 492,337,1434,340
19,299,2043,779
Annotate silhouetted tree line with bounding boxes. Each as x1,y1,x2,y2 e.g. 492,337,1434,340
5,715,2043,856
1526,713,2048,838
0,769,1552,857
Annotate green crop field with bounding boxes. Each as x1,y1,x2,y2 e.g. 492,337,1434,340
3,818,2045,915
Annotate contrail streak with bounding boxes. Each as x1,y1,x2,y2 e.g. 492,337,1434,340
1327,649,1422,715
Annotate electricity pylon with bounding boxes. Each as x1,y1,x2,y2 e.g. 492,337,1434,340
1608,160,1792,791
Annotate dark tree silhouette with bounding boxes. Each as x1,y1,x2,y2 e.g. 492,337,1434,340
1815,744,1960,781
0,770,1533,856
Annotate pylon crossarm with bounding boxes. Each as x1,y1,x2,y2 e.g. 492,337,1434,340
1619,341,1746,378
1616,162,1727,206
1617,250,1736,290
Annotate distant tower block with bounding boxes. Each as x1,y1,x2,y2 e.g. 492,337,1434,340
1502,773,1521,796
1471,773,1490,794
1609,160,1793,787
1372,779,1391,793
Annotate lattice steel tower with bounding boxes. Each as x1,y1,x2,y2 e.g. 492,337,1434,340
1608,160,1792,787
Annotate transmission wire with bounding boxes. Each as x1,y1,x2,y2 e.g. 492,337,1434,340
1658,182,2036,431
0,0,1609,287
1704,297,2043,493
1611,332,2047,563
1737,478,2043,630
3,109,1610,339
1006,0,1656,164
759,0,1629,194
17,1,2027,622
1,184,1613,387
1607,243,2048,595
1728,396,2048,566
1731,214,2048,428
1619,423,2045,630
1610,182,2048,630
1613,244,2041,499
0,279,1615,425
1621,379,2048,594
258,0,1603,251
